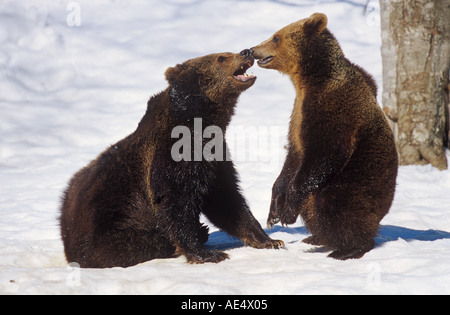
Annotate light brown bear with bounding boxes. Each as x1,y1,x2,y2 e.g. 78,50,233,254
250,13,398,260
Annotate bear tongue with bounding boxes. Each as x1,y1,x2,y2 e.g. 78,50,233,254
234,73,256,82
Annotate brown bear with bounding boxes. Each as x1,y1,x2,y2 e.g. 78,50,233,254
60,51,284,268
250,13,398,260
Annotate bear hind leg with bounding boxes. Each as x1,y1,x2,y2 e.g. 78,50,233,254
77,229,177,268
316,212,379,260
314,188,382,260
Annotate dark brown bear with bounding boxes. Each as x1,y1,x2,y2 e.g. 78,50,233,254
60,51,284,268
251,13,398,260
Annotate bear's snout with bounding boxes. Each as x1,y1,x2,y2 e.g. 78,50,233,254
240,49,254,59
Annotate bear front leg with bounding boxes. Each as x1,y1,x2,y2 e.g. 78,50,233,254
268,175,287,229
151,160,229,264
203,161,284,250
268,150,298,229
279,185,311,227
159,203,229,264
279,126,358,228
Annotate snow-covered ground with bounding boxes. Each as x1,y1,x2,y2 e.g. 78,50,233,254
1,0,450,295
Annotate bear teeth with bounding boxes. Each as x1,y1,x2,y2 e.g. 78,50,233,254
233,61,256,82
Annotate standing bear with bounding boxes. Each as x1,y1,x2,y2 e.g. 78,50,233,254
251,13,398,260
60,51,284,268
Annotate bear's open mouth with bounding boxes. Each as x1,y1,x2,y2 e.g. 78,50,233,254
257,56,274,66
233,60,256,83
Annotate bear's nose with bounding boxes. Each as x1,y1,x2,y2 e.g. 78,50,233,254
240,49,254,59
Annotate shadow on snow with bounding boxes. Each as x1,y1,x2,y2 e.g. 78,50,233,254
205,225,450,251
374,225,450,245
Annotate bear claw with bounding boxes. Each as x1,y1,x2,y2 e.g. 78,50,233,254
268,239,285,249
267,217,280,230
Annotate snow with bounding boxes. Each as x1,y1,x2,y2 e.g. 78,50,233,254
1,0,450,295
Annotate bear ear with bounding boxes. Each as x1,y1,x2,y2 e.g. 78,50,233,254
304,12,328,35
165,64,182,84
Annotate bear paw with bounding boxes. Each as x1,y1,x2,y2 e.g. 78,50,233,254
328,248,368,260
302,235,323,246
244,238,285,250
266,239,285,249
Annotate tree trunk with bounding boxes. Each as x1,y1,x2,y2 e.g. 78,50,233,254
380,0,450,170
446,80,450,148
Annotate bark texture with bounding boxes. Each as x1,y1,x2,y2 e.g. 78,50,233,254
380,0,450,170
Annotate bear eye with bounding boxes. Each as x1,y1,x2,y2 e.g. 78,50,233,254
272,35,280,43
217,56,226,63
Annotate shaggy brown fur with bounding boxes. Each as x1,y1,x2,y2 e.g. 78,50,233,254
251,13,398,260
60,52,284,268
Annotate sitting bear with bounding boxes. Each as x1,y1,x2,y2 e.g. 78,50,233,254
60,51,284,268
251,13,398,260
